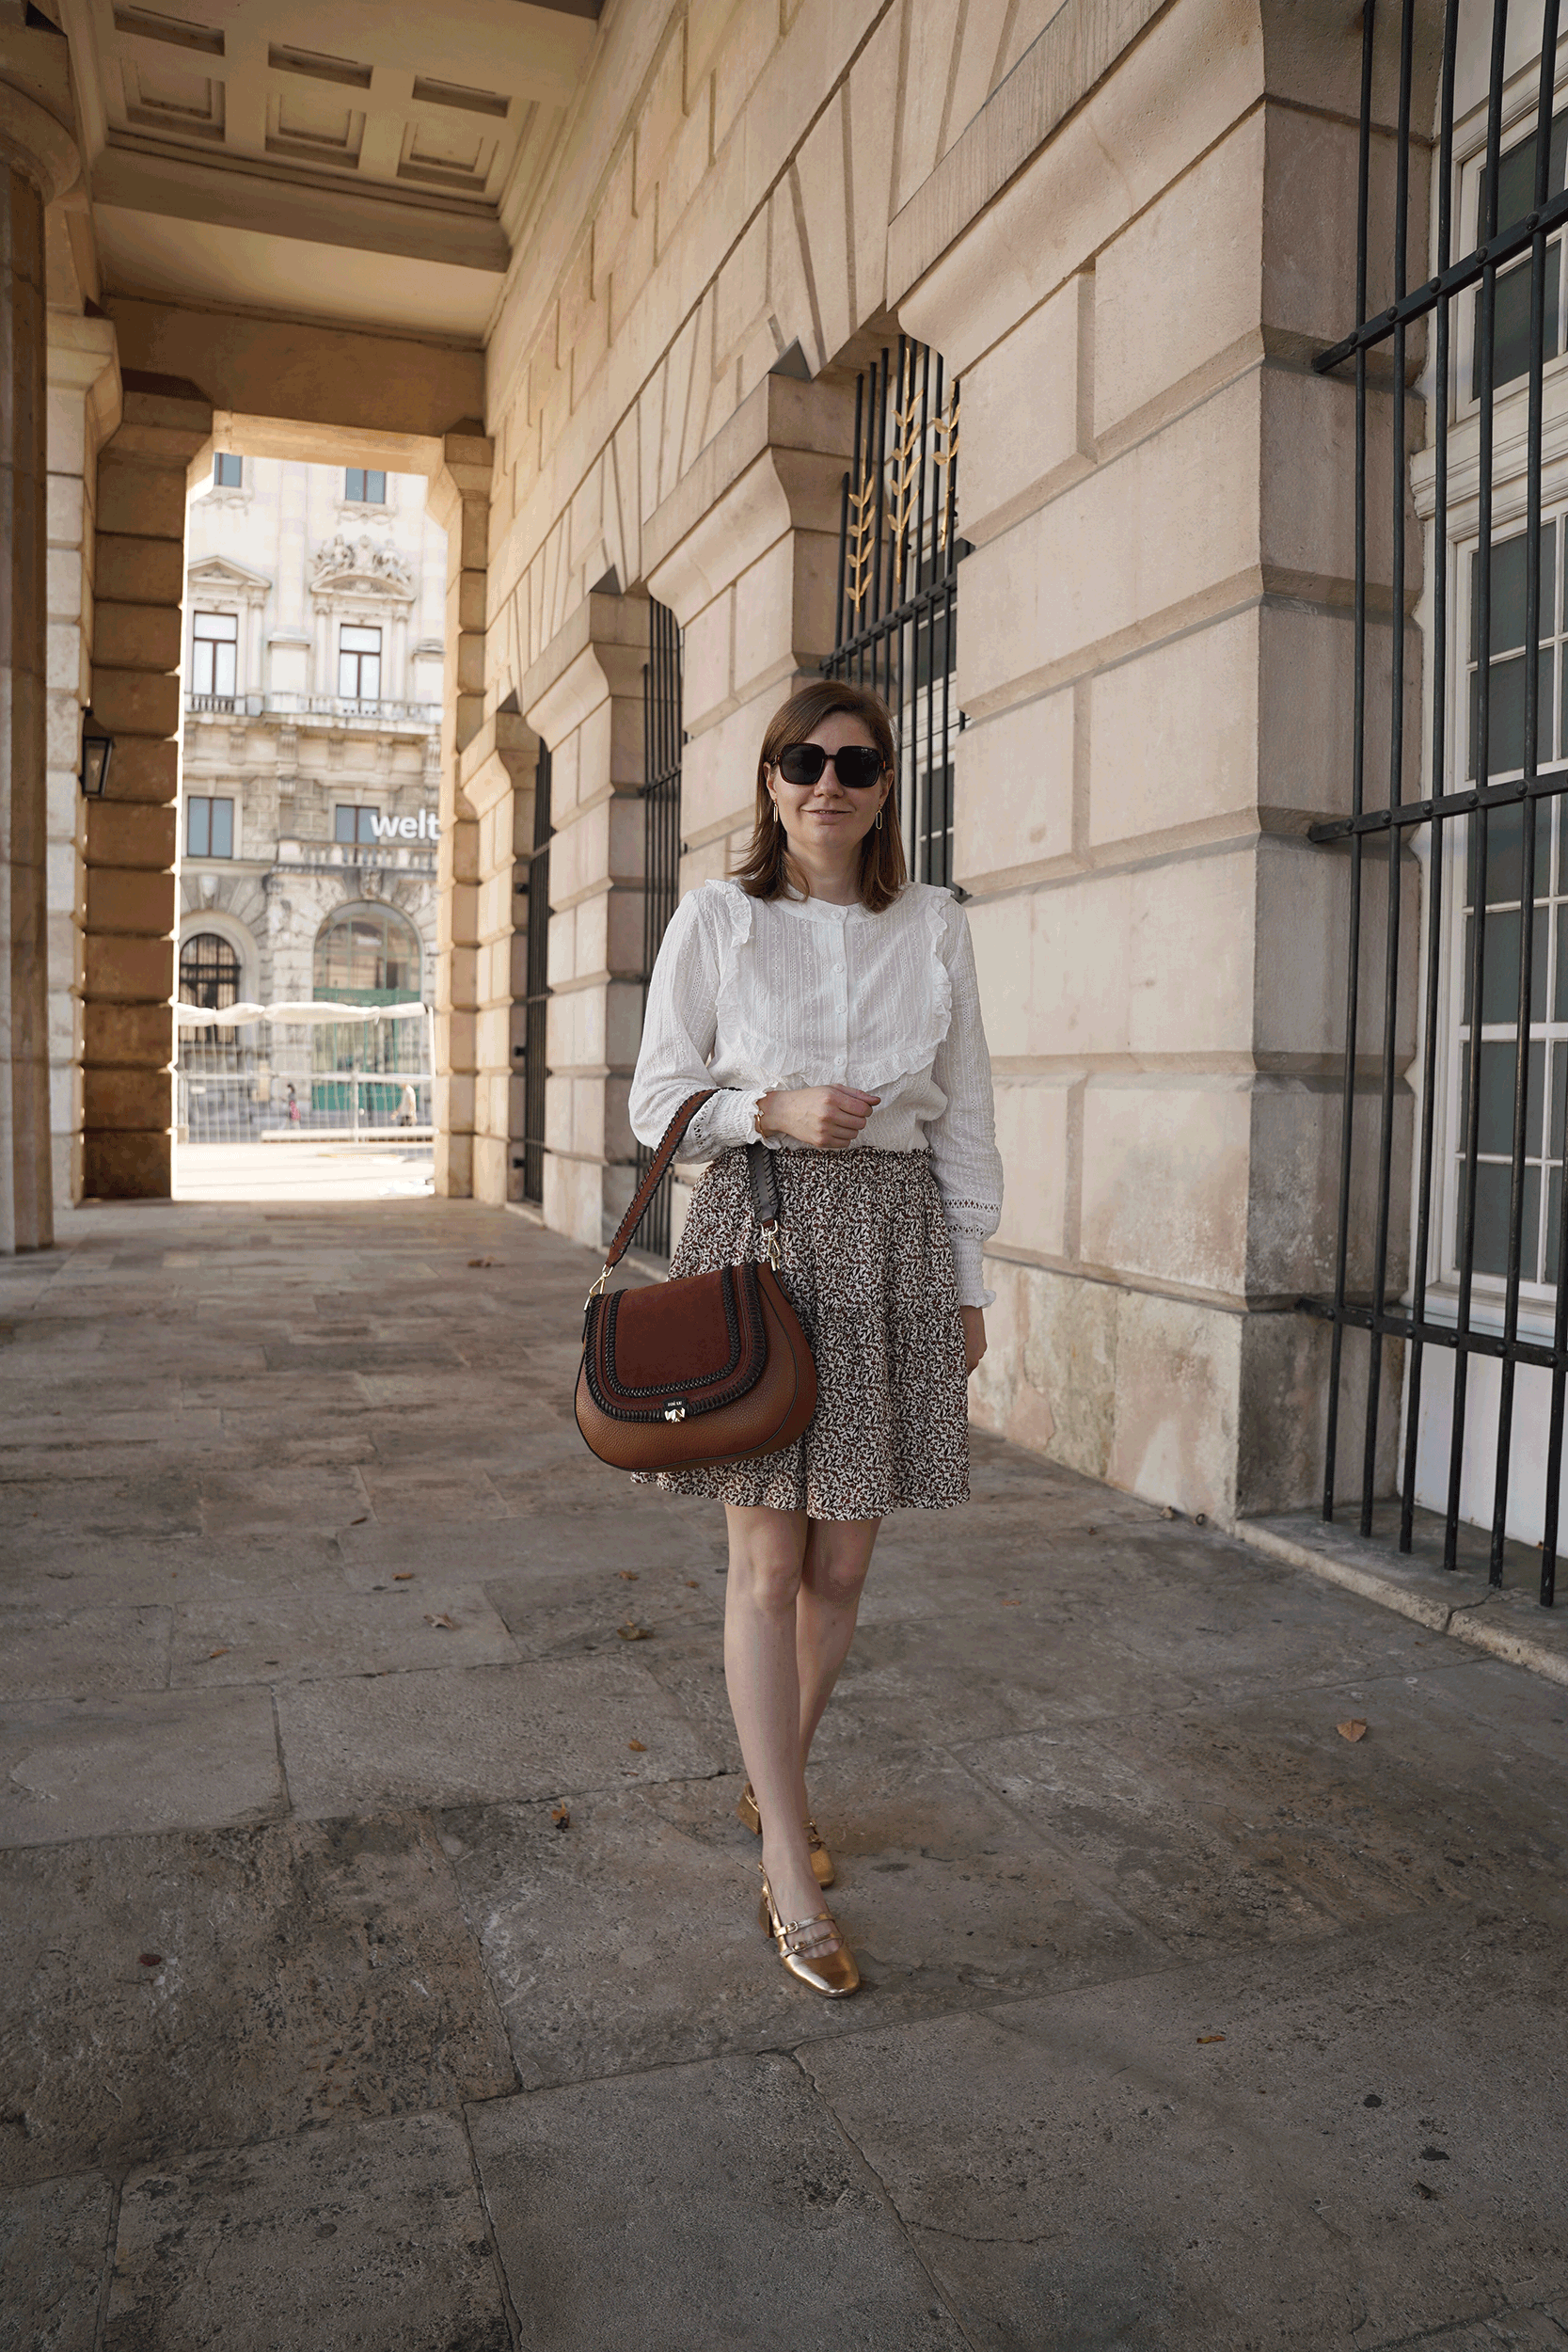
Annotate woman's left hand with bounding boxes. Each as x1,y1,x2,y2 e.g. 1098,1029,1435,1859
959,1306,987,1376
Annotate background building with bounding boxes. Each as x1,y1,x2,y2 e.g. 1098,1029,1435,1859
173,456,445,1135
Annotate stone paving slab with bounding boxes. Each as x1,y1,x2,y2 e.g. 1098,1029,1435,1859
276,1655,721,1817
441,1752,1164,2094
0,1688,283,1848
168,1578,520,1686
0,1604,171,1700
0,2170,114,2352
104,2113,511,2352
0,1814,515,2186
468,2052,966,2352
800,1905,1568,2352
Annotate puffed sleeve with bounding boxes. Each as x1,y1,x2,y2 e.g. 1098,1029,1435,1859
628,888,772,1159
927,900,1004,1309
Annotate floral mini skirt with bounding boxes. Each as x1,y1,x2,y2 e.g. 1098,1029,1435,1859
631,1145,970,1520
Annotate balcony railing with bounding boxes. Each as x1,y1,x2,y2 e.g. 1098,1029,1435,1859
185,691,441,726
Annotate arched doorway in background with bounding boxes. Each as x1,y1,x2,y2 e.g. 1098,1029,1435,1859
311,904,428,1125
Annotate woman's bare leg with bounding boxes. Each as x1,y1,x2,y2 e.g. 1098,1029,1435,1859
723,1503,823,1932
796,1516,880,1771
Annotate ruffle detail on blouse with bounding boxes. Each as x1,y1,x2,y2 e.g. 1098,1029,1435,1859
852,886,956,1092
706,881,800,1095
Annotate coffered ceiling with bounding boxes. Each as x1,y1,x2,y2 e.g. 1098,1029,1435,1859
57,0,599,338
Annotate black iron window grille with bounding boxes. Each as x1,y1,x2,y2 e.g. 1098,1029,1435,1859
825,336,968,889
522,741,552,1206
1309,0,1568,1606
635,598,684,1258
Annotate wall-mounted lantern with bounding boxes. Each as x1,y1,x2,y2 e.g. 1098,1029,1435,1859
79,712,114,798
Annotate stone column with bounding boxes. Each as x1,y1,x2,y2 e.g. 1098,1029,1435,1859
83,374,213,1198
45,314,119,1212
642,371,853,1248
0,64,78,1252
426,422,491,1198
520,591,652,1250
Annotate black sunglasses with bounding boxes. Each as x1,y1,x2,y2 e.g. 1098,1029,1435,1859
775,742,885,789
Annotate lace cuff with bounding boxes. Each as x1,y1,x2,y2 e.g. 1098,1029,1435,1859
683,1084,773,1158
947,1229,996,1311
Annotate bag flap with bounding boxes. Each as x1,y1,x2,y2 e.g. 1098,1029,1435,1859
585,1263,769,1422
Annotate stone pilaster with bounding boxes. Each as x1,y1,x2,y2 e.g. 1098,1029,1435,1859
426,423,491,1200
45,314,119,1211
521,591,652,1251
641,371,854,1250
82,375,212,1199
458,703,537,1204
0,57,79,1252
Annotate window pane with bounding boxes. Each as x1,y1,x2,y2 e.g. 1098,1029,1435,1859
1466,795,1553,905
1468,648,1554,775
1462,1038,1545,1157
367,469,386,502
346,469,365,501
1479,249,1564,399
214,640,236,696
1471,524,1556,660
213,454,243,487
210,799,233,858
358,653,381,700
1463,904,1549,1024
192,640,214,695
196,612,239,642
356,807,378,842
1459,1159,1542,1279
1550,1165,1564,1287
187,798,210,857
341,627,381,651
335,805,356,843
338,651,356,695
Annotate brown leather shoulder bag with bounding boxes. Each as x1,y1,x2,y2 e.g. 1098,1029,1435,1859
574,1089,818,1473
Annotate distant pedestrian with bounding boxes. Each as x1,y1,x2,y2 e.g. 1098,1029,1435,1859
287,1084,299,1126
626,680,1002,2000
397,1082,418,1127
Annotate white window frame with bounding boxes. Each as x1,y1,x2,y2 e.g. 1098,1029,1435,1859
191,610,239,700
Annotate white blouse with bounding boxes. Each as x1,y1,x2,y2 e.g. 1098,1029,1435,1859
628,879,1004,1308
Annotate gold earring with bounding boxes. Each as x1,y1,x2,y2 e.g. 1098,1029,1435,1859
875,804,884,831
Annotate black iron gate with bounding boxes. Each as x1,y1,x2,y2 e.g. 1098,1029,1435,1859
520,740,552,1206
634,599,683,1256
1309,0,1567,1604
825,336,967,888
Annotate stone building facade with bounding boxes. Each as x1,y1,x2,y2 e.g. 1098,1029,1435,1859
4,0,1518,1538
174,457,444,1128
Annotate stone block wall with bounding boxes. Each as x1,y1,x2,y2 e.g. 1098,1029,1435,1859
82,374,212,1199
44,316,119,1211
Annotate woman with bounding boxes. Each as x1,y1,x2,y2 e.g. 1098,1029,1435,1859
627,679,1002,1998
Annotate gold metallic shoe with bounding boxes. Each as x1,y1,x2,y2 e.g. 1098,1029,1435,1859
758,1869,860,1997
736,1782,835,1887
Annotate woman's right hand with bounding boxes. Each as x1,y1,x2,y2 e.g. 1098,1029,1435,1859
756,1087,880,1150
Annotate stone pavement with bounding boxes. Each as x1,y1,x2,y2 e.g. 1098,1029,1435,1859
2,1195,1566,2352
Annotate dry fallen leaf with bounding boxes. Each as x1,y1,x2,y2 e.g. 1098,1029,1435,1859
618,1570,639,1581
1338,1719,1369,1742
348,1516,369,1528
424,1613,456,1630
467,1258,494,1267
138,1952,164,1968
550,1805,570,1831
1001,1598,1022,1608
208,1647,230,1660
616,1621,652,1641
685,1579,698,1588
627,1740,647,1753
393,1572,414,1581
1196,2033,1226,2044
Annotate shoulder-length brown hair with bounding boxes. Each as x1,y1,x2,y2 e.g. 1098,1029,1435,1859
731,680,906,914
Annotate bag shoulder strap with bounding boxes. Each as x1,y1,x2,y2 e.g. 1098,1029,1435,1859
604,1090,714,1271
599,1094,784,1279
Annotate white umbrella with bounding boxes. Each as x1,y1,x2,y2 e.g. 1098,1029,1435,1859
175,999,428,1026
